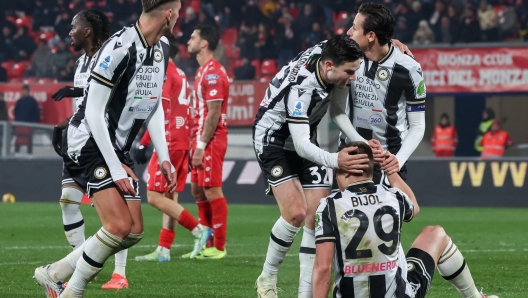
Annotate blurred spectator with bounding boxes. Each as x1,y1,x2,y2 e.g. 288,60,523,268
29,39,54,79
520,13,528,41
431,113,458,157
429,0,447,43
237,24,259,61
497,3,517,40
32,0,53,31
50,0,70,28
313,0,335,28
260,0,278,17
295,3,317,42
197,10,217,28
335,11,355,29
58,57,76,81
276,18,297,67
0,92,7,121
413,20,435,44
180,7,198,44
14,85,40,154
70,0,87,15
255,23,276,60
440,16,455,43
478,1,498,41
219,6,236,32
51,40,74,77
234,57,256,80
475,108,495,153
112,0,130,29
304,22,323,49
55,8,73,39
480,120,513,159
459,8,481,43
241,1,264,27
393,17,412,43
0,65,7,82
407,1,424,34
1,25,17,61
93,0,111,13
12,27,37,61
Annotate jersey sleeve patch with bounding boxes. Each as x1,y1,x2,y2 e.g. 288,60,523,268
286,87,311,120
315,198,336,243
90,40,126,88
407,65,426,101
406,102,425,113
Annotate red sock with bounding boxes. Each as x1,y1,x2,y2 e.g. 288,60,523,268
177,209,199,232
210,197,228,251
158,228,175,249
196,200,211,227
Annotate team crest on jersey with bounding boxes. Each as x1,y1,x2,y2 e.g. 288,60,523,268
376,67,390,81
94,167,107,179
271,166,283,178
407,262,415,272
154,49,163,63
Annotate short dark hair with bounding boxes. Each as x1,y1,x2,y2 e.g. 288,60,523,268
22,85,30,92
321,35,363,66
195,25,219,51
358,2,395,46
142,0,179,13
339,141,374,177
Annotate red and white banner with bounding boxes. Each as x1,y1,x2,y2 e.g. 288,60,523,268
227,82,267,126
0,83,73,125
413,47,528,93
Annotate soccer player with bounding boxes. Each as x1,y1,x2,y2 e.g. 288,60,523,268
134,35,212,262
183,25,230,259
312,142,498,298
253,35,377,298
338,2,426,182
51,10,131,290
34,0,181,297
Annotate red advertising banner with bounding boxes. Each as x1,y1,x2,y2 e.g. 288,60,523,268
227,81,268,126
0,83,73,125
412,47,528,93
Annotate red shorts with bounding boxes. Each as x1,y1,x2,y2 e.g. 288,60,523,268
191,136,227,187
147,150,189,193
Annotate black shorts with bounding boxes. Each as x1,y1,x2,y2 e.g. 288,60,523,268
406,248,436,298
62,135,140,200
331,163,408,192
255,145,330,195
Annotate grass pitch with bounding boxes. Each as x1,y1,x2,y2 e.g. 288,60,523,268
0,203,526,297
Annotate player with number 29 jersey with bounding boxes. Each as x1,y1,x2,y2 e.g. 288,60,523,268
315,181,415,297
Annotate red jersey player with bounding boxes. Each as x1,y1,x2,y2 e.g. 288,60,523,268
134,36,212,261
184,25,229,259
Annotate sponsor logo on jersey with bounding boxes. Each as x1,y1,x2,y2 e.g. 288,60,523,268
368,114,383,125
271,165,283,178
206,74,219,80
99,56,111,70
344,260,398,274
104,56,111,63
208,79,217,85
130,102,157,113
175,116,185,128
154,49,163,63
407,104,425,112
297,89,306,97
209,89,218,96
417,80,426,97
113,41,122,50
292,101,303,116
94,167,108,179
139,53,144,61
376,67,390,81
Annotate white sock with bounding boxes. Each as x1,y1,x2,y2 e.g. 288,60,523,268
156,246,170,255
66,228,123,294
47,236,91,283
60,188,85,249
113,249,128,277
438,239,480,298
191,224,204,237
298,227,316,296
261,217,300,284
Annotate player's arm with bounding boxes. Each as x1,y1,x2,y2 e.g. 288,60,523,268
52,87,84,101
52,116,72,157
313,198,336,298
385,64,426,173
329,86,367,143
387,168,419,217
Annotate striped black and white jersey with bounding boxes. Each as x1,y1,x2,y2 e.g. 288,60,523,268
69,22,169,155
315,181,415,298
253,41,334,152
340,45,426,154
73,54,95,111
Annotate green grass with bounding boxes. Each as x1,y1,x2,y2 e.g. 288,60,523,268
0,203,527,297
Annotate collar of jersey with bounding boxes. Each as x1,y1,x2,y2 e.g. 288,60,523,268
346,180,376,194
376,43,394,64
134,21,150,48
315,58,328,90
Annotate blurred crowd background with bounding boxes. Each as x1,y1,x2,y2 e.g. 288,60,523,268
0,0,527,83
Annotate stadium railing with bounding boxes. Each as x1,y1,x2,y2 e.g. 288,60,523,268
0,121,57,158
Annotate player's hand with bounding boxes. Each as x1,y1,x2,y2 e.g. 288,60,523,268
337,146,369,174
368,139,385,164
134,144,149,164
391,39,413,58
51,86,80,101
381,152,400,175
52,127,63,157
115,178,136,196
192,148,205,168
161,160,177,192
121,163,138,182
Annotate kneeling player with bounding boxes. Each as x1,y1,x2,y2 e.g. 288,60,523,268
312,142,498,298
134,37,211,261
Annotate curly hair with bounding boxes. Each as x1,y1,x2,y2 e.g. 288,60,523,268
77,10,111,53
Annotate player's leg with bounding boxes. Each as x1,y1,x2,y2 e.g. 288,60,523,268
60,183,85,249
407,226,498,298
136,210,178,262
